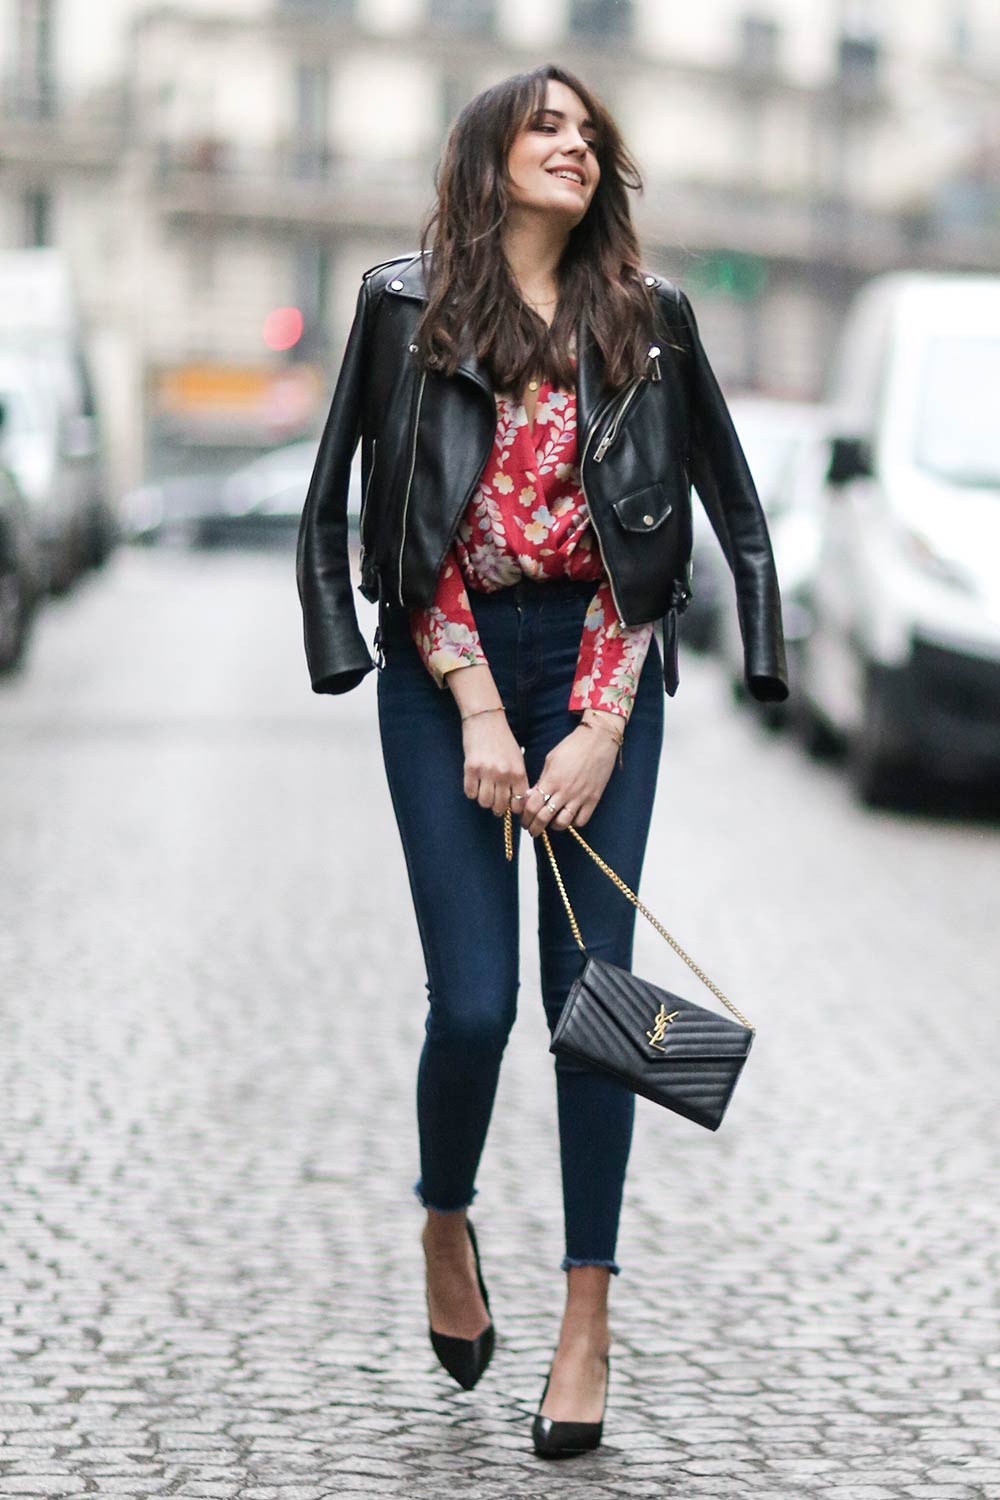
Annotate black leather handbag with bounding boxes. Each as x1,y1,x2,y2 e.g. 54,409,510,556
504,814,755,1131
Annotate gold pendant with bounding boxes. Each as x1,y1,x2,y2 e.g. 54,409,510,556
527,378,539,391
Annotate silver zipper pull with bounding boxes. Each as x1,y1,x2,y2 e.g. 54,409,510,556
593,429,614,463
648,344,662,382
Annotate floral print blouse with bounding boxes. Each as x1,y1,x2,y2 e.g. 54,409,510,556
408,378,654,721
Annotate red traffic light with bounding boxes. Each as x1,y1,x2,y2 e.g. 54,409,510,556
263,306,304,351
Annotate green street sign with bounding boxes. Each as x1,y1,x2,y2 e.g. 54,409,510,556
687,251,769,301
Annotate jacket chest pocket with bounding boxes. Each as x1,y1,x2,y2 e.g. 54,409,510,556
612,483,673,534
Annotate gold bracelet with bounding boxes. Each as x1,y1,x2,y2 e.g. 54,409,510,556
579,714,625,767
460,704,506,722
579,715,624,747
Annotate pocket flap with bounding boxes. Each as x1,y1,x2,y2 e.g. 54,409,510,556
612,484,673,534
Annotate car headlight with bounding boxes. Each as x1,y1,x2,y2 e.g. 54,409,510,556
898,524,978,595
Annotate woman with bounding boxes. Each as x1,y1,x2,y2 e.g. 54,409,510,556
297,65,787,1458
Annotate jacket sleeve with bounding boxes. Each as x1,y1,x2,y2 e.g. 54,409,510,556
296,278,376,695
677,289,789,703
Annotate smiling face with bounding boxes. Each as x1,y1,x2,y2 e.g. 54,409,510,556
505,78,601,227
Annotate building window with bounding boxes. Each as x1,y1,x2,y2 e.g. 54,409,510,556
293,241,330,360
837,1,881,94
277,0,353,14
949,4,972,60
568,0,633,41
189,238,216,298
837,31,881,95
17,0,57,119
441,74,471,135
23,189,51,246
292,60,330,178
428,0,495,35
739,14,780,74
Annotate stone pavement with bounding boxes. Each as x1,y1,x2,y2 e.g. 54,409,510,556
0,546,998,1499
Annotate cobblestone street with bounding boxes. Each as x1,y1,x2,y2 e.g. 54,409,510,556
1,546,998,1499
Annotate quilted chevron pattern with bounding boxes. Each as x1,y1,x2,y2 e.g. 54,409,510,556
550,956,754,1131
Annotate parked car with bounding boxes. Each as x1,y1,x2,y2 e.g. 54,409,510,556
204,439,323,543
121,472,230,545
0,398,42,673
0,347,83,594
197,439,363,546
718,405,833,724
795,271,1000,804
684,396,827,654
123,440,360,548
0,249,112,586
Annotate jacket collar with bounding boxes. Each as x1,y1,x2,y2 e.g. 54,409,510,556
385,253,615,432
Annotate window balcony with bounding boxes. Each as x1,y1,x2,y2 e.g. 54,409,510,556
152,138,434,232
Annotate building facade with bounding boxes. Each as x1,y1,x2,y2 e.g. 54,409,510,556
1,0,998,491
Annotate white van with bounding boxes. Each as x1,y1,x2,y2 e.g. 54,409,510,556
798,272,1000,803
0,249,111,591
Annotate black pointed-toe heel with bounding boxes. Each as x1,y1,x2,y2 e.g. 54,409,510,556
531,1354,610,1458
427,1217,495,1390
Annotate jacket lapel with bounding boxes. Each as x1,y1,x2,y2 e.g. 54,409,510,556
388,253,493,395
574,314,614,450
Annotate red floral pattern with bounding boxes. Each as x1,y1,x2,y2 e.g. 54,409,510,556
408,379,653,721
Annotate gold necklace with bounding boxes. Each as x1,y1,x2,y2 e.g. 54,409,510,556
526,293,557,392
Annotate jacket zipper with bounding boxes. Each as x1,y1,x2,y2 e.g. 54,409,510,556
592,346,662,463
578,405,627,623
397,371,427,605
592,378,641,464
358,437,376,562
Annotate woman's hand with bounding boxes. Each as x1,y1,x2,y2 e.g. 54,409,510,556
462,714,529,817
520,709,623,837
447,664,529,817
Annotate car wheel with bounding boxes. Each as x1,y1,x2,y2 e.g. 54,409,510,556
792,691,841,760
0,558,35,673
757,699,790,733
85,509,117,569
848,673,911,809
47,542,77,596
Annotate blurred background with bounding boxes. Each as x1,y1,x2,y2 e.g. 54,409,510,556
1,10,999,1492
1,0,999,802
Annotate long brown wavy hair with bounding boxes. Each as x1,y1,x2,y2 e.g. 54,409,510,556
415,65,657,394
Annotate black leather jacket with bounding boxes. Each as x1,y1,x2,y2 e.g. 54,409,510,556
297,251,788,702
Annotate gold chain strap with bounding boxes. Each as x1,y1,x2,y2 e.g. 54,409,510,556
502,808,753,1031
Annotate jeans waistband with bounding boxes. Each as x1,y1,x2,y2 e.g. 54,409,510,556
467,576,600,606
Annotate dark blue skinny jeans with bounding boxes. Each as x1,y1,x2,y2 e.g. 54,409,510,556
376,577,664,1274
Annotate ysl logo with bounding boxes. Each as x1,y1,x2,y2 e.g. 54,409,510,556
647,1003,680,1051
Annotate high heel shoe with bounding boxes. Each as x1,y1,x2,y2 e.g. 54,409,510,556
531,1353,610,1458
427,1217,495,1390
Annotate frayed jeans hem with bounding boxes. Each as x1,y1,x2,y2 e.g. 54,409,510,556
561,1255,621,1275
413,1180,478,1214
